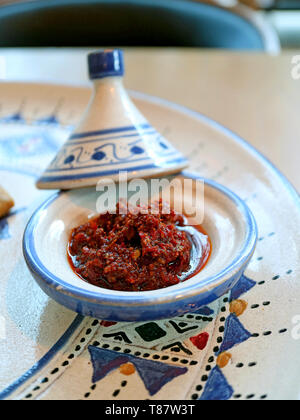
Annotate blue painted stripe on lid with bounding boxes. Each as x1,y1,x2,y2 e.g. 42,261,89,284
45,157,153,173
0,314,84,400
68,130,157,145
39,163,158,183
69,124,152,140
45,151,182,173
38,157,188,183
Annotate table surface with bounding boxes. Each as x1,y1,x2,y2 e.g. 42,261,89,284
0,48,299,191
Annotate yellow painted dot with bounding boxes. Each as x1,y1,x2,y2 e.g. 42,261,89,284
229,299,248,317
119,362,136,376
216,352,232,368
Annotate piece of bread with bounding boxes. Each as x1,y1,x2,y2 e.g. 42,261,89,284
0,186,14,218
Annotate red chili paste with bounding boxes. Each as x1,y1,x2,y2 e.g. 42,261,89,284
68,201,211,292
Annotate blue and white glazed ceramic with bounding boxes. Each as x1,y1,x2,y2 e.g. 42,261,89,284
2,82,300,400
36,50,188,190
23,173,257,322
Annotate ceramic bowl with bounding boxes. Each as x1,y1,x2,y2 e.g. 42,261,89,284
23,173,257,321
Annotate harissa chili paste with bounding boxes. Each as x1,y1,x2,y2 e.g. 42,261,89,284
68,200,211,292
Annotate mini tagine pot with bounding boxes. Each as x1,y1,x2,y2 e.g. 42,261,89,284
36,49,188,190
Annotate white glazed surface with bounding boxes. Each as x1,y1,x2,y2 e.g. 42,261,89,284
0,83,300,400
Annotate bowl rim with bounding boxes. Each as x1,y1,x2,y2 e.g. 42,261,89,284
23,172,258,307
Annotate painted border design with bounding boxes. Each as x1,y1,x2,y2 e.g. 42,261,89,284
69,123,152,140
0,315,84,400
0,166,85,401
0,87,299,400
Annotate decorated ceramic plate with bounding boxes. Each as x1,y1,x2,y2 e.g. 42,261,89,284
0,82,299,401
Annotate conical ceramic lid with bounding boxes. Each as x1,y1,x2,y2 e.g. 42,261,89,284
36,50,188,190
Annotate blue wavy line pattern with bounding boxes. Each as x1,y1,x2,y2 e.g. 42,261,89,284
46,131,182,174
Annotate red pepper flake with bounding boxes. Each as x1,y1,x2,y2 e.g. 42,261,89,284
190,332,209,350
100,321,118,327
68,200,210,292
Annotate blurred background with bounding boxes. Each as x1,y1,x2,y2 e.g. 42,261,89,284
0,0,298,50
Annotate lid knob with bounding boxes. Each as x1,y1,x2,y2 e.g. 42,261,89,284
88,49,124,80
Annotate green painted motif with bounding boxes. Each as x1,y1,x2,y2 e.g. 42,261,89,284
135,322,167,342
